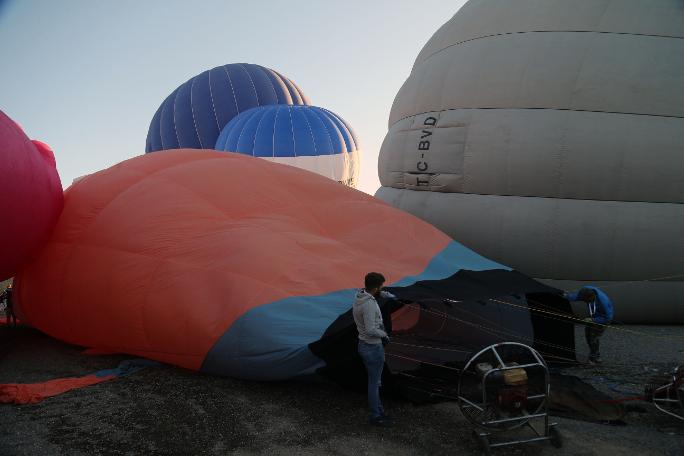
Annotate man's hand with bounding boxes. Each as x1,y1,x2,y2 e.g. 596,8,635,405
381,336,390,347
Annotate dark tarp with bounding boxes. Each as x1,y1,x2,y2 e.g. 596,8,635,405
309,269,576,402
549,374,626,423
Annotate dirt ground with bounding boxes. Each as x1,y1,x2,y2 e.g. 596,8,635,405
0,321,682,456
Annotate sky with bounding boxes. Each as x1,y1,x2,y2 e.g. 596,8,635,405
0,0,466,195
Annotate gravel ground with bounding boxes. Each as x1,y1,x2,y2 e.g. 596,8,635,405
0,322,682,456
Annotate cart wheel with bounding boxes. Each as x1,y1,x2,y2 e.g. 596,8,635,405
472,430,491,456
549,426,562,448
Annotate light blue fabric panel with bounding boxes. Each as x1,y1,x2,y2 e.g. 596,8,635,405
200,241,510,380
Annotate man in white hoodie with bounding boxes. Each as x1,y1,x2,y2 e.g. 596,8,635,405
353,272,394,427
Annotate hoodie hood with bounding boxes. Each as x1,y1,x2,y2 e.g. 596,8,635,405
354,289,376,307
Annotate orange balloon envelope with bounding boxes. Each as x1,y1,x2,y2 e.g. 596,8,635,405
15,150,506,380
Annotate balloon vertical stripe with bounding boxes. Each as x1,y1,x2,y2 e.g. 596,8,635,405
215,105,360,187
146,63,310,153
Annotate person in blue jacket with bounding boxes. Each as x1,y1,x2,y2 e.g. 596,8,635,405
565,287,614,364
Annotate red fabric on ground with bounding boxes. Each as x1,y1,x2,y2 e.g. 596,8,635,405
0,374,114,405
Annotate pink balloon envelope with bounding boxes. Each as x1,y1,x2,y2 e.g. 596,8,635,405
0,110,63,280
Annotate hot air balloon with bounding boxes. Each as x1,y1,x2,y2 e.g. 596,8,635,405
215,105,360,187
0,110,63,280
375,0,684,323
14,150,573,383
145,63,310,153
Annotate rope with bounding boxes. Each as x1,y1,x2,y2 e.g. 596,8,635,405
385,287,679,375
385,352,462,373
388,346,650,407
394,299,680,368
598,395,645,404
401,303,579,362
389,341,470,354
493,296,684,340
388,350,652,409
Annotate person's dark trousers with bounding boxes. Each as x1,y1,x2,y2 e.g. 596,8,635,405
585,323,605,361
357,340,385,420
6,303,16,326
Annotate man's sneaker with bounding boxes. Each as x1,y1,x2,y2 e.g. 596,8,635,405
369,416,392,427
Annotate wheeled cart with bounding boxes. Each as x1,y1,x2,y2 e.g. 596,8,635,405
645,365,684,421
457,342,562,455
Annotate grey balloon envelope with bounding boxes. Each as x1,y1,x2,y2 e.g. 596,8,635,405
376,0,684,323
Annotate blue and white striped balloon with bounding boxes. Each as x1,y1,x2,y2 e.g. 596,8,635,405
215,105,360,187
146,63,310,153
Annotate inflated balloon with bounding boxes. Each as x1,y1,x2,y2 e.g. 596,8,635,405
14,150,530,381
215,105,360,187
31,140,57,168
376,0,684,323
145,63,310,153
0,110,63,280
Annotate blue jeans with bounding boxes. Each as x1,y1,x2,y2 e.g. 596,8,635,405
358,340,385,419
